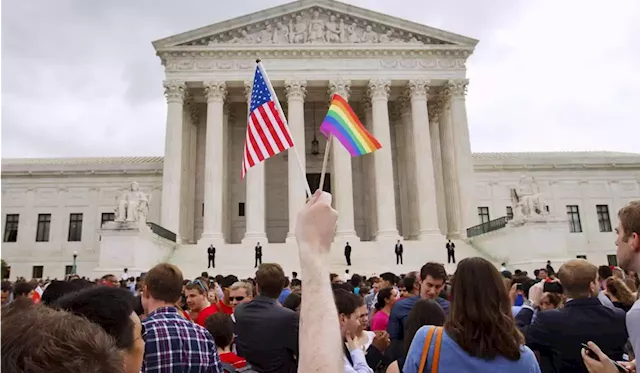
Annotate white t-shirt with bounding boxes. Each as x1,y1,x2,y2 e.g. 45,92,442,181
626,299,640,359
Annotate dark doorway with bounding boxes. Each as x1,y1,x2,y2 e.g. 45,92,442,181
306,173,331,194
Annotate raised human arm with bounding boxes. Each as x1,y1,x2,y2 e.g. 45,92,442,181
296,191,342,373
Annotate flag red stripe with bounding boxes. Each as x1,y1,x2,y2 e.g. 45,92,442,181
269,101,294,148
260,104,285,152
253,107,276,157
247,123,265,162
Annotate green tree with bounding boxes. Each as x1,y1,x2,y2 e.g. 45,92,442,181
1,259,9,279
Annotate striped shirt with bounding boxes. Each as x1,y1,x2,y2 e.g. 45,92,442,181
142,306,222,373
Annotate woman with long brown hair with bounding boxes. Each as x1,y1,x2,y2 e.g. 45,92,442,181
605,276,635,312
403,257,540,373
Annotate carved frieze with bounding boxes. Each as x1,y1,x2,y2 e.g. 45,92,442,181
180,7,450,46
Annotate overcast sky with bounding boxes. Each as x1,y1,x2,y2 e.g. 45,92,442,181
2,0,638,158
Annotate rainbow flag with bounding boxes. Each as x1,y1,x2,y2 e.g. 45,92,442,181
320,94,382,156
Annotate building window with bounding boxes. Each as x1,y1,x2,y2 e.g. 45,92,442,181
566,205,582,233
607,255,618,267
32,265,43,279
478,207,490,224
3,214,19,243
68,213,83,242
596,205,612,232
576,255,587,259
202,203,205,217
101,213,115,226
65,265,73,276
506,206,513,220
36,214,52,242
239,203,245,217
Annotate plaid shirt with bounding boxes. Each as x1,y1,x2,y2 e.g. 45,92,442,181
142,306,222,373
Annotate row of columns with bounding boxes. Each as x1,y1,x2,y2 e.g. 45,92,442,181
160,78,474,243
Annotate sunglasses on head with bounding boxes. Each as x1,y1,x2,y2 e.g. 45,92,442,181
230,296,245,302
188,279,207,293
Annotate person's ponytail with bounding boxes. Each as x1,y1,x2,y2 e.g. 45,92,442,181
375,287,393,311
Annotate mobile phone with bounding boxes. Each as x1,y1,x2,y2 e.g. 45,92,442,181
581,344,629,372
516,283,523,291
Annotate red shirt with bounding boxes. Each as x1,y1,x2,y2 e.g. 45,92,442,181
218,301,233,315
195,304,219,326
219,352,247,368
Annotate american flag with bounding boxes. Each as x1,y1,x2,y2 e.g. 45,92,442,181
241,63,294,178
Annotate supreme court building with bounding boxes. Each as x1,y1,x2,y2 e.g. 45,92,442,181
155,0,477,245
3,0,640,279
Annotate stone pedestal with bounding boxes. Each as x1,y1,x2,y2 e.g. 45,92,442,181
94,221,177,277
468,218,571,273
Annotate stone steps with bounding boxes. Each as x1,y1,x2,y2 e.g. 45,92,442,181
168,239,493,280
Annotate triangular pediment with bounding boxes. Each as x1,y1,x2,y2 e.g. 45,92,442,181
153,0,478,49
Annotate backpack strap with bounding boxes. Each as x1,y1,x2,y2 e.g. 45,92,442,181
430,327,444,373
417,327,437,373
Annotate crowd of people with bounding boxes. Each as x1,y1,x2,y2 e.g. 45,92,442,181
1,194,639,373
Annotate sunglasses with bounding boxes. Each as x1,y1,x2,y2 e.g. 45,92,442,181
230,296,245,302
188,279,207,293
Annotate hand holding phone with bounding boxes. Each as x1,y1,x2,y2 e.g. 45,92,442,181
582,342,629,373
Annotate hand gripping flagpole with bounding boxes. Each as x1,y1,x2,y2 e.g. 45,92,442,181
256,59,313,198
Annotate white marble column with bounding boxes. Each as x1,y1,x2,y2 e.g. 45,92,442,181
362,99,377,240
408,80,441,239
438,92,463,237
200,81,227,242
400,98,418,239
284,80,307,243
161,80,186,237
242,81,267,244
393,107,410,239
447,79,477,233
428,103,448,235
368,79,399,239
329,79,359,240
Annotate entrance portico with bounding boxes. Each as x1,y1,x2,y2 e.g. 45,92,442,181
153,0,478,245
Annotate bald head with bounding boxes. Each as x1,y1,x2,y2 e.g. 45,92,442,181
557,259,598,299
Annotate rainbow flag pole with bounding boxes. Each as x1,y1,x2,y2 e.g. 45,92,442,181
318,94,382,191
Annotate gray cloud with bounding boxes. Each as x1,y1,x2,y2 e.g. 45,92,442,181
2,0,638,158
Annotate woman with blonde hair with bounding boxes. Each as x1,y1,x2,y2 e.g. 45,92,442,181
605,276,635,312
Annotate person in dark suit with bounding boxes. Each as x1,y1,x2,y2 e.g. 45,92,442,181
254,242,262,268
516,259,628,373
446,239,455,264
344,242,352,266
234,263,299,373
395,240,403,265
207,245,215,268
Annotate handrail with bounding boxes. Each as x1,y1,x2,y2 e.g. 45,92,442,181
466,216,509,238
147,222,176,242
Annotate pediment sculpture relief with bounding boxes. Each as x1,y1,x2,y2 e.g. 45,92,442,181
185,8,449,46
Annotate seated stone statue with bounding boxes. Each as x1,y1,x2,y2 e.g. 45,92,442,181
115,182,150,223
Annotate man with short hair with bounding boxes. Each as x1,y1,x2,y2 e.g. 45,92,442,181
208,245,216,268
445,239,455,264
13,281,34,300
254,242,263,268
140,263,222,372
228,281,253,310
1,281,13,305
517,259,628,373
1,300,126,373
56,286,145,373
615,200,640,371
234,263,299,373
387,262,450,360
184,278,219,326
394,240,403,265
334,289,374,373
344,242,352,266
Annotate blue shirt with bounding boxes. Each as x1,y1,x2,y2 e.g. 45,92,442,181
141,306,222,373
278,288,292,304
387,296,450,341
403,326,541,373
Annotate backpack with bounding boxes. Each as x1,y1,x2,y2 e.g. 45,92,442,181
220,362,259,373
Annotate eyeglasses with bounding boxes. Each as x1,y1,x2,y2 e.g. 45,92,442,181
230,296,245,302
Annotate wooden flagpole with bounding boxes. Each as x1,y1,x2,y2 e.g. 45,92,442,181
318,135,332,193
256,59,312,198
